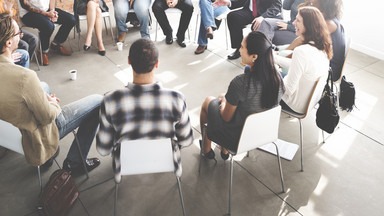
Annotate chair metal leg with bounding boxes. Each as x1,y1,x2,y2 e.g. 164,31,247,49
108,16,115,45
176,177,186,216
224,18,228,50
37,166,43,194
299,119,304,172
227,155,233,216
155,21,158,41
194,13,199,42
72,130,89,179
103,17,108,35
273,142,285,193
114,183,118,216
33,51,40,71
77,31,81,51
322,130,325,143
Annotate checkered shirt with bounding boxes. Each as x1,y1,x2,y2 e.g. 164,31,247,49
96,82,193,183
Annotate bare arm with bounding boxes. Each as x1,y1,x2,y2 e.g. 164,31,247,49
219,95,237,122
19,0,46,15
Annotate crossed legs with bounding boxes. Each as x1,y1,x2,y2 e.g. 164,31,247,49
85,1,105,51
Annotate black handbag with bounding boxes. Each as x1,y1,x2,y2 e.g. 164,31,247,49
339,75,356,112
316,68,340,134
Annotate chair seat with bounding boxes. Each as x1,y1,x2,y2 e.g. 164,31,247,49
281,108,305,119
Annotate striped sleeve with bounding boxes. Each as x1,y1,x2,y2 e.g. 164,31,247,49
96,98,115,156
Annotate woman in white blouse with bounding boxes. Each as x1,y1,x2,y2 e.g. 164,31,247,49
275,6,333,113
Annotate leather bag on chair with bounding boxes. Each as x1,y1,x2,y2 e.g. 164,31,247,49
38,169,79,216
316,68,340,134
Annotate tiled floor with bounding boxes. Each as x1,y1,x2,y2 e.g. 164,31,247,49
1,4,384,216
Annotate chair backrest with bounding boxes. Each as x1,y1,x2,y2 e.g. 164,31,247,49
120,139,174,176
0,120,24,155
236,106,281,154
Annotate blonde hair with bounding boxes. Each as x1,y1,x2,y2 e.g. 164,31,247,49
0,12,14,54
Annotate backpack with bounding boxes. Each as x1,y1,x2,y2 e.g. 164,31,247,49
339,76,356,112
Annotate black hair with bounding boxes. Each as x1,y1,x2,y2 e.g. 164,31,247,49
129,38,159,74
246,31,282,109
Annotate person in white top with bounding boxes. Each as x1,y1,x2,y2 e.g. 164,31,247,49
275,6,332,113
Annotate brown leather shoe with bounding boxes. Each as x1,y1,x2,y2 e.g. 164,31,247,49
41,53,49,66
194,45,207,55
117,32,127,42
206,27,214,39
51,43,72,56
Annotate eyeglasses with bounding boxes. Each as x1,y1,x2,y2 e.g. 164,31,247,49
13,29,22,37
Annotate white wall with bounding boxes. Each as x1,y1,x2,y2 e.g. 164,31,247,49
342,0,384,60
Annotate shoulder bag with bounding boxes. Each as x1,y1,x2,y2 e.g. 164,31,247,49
316,68,340,134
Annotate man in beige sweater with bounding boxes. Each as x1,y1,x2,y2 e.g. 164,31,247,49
0,13,101,174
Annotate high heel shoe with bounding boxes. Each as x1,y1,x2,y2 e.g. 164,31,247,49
98,50,106,56
220,151,229,161
83,45,90,51
199,140,215,160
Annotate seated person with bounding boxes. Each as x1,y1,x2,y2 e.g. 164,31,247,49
74,0,108,56
274,6,332,114
213,0,283,60
194,0,229,54
96,38,193,183
113,0,152,41
152,0,194,47
0,13,102,173
19,0,76,66
258,0,304,45
200,31,284,159
282,0,345,81
1,0,38,67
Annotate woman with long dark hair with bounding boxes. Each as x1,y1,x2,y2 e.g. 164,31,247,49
199,31,284,159
276,6,332,113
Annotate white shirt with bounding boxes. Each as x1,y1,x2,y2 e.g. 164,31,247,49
18,0,50,18
277,44,329,113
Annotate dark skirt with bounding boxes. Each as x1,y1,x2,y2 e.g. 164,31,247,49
207,98,243,153
76,0,109,15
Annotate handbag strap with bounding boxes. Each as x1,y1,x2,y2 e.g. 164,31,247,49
327,67,334,92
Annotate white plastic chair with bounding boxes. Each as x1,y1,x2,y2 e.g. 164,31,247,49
154,8,191,41
0,120,89,194
281,76,327,171
226,105,284,215
114,139,186,216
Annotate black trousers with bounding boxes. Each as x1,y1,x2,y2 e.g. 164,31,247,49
152,0,194,41
227,7,254,49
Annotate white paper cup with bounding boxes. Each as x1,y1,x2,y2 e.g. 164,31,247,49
117,42,123,51
69,70,77,80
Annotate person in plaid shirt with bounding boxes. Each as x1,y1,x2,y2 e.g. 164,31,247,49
96,38,193,183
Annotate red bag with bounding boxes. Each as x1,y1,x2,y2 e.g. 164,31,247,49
39,169,79,216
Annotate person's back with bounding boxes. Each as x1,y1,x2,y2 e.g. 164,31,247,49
96,39,193,182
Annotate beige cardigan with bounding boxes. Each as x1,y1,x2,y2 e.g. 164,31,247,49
0,56,61,166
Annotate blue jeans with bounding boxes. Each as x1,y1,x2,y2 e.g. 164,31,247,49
198,0,228,46
113,0,151,38
41,82,102,163
14,49,29,68
21,8,76,52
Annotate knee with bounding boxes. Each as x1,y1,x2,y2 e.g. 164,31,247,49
152,3,162,14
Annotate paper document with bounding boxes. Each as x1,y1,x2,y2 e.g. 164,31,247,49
257,139,299,161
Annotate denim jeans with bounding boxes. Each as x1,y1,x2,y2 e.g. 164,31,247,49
113,0,151,38
21,8,76,52
18,30,38,57
14,49,29,68
198,0,228,46
152,0,194,41
41,82,102,163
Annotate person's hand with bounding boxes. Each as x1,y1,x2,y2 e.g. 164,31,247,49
166,0,178,7
212,0,230,7
252,16,264,31
46,93,60,104
277,22,287,30
3,0,14,13
11,52,22,63
91,0,100,4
